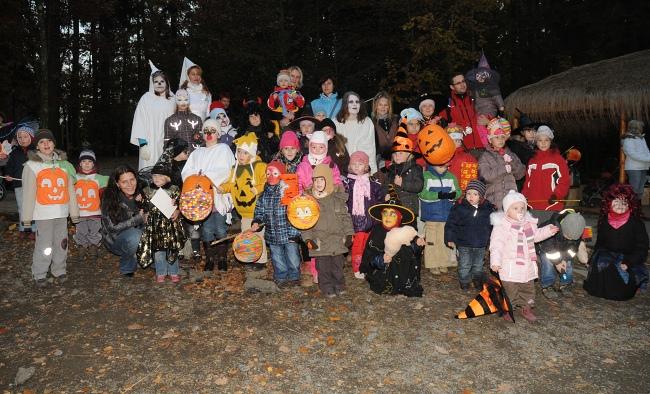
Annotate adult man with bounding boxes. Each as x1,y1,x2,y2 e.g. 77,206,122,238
438,73,482,151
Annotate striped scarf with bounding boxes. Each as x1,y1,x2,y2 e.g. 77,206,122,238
508,218,536,265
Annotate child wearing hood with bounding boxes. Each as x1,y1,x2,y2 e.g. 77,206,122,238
3,125,36,238
489,190,558,322
296,130,343,192
302,164,354,297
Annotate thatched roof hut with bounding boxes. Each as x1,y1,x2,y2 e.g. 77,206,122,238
505,49,650,130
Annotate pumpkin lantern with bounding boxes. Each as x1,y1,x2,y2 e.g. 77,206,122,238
417,124,455,165
180,174,214,221
287,195,320,230
75,179,100,211
36,167,70,205
232,232,264,263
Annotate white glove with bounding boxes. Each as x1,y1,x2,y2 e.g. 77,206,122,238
505,164,512,173
140,145,151,161
464,126,473,135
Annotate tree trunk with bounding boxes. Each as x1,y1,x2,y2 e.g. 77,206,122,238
37,1,48,129
69,14,81,147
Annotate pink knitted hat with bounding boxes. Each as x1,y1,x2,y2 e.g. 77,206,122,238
349,151,369,166
279,131,300,150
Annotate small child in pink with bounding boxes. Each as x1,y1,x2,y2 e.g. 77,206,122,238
296,130,342,192
489,190,558,322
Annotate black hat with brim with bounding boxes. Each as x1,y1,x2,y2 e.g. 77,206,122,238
368,201,415,225
288,116,319,131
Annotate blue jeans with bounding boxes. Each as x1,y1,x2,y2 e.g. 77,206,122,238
268,242,301,282
107,227,143,274
539,253,573,288
200,211,228,242
457,246,486,285
154,250,179,276
626,170,647,200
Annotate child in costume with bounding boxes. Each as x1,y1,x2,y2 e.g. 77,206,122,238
242,98,279,163
164,88,203,151
22,129,79,287
267,69,305,118
302,164,354,297
343,151,383,279
73,149,108,260
4,124,36,238
137,157,186,283
398,107,426,167
295,130,342,192
489,190,558,322
251,161,302,286
446,124,478,192
219,132,268,269
465,52,505,117
419,161,461,275
445,179,495,290
478,117,525,209
360,192,425,296
179,57,212,120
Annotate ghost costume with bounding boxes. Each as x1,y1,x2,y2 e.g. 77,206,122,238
130,60,175,170
179,57,211,120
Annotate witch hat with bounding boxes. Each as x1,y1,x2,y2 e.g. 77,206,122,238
455,274,514,322
368,184,415,224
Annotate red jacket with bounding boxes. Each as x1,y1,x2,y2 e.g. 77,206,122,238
438,91,482,149
447,147,478,191
521,149,570,211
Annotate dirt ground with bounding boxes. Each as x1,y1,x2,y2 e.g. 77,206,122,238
1,220,649,393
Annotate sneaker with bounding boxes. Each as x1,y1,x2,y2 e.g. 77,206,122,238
520,306,537,322
325,293,337,298
439,267,449,274
541,287,559,300
170,275,180,283
35,278,47,288
354,271,365,280
156,275,166,283
558,283,574,297
56,274,68,284
123,272,134,279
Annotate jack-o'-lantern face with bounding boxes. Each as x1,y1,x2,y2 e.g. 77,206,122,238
417,124,455,165
36,167,69,205
75,179,100,211
287,195,320,230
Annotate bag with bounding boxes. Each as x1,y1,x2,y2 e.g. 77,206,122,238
583,250,637,301
180,174,214,221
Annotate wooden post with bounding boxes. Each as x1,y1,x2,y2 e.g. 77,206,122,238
619,114,626,183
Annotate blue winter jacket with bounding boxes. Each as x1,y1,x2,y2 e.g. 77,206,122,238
444,198,495,248
310,92,342,120
253,183,300,245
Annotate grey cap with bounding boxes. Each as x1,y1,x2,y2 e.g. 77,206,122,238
560,213,586,240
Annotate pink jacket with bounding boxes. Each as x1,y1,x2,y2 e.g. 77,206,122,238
489,212,555,283
296,155,342,192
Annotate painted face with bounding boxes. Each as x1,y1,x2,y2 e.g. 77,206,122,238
216,112,230,128
611,197,629,214
536,135,552,151
313,176,326,193
392,151,411,164
236,148,252,165
299,120,315,135
450,75,467,95
266,166,281,185
220,96,230,109
79,159,95,173
152,173,170,187
282,146,298,161
420,102,435,117
290,69,301,87
37,138,55,156
381,208,399,229
376,98,389,116
309,142,326,156
523,128,536,143
188,67,202,84
249,113,261,127
489,134,507,149
321,79,334,95
465,189,480,206
506,201,527,222
152,76,167,95
202,126,219,145
406,120,421,134
175,92,189,110
322,126,335,140
349,161,367,176
117,172,137,198
347,95,360,115
16,131,32,147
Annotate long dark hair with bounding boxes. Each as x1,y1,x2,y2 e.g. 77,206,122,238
336,91,368,123
101,165,142,223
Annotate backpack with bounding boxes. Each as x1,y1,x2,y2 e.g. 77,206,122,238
180,173,214,221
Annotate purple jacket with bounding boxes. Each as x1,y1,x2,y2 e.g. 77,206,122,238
343,176,384,232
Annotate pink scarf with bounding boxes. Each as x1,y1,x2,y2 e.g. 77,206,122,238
506,216,536,265
608,210,630,229
348,173,370,216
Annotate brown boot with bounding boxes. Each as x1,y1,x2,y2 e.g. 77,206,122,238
520,305,537,322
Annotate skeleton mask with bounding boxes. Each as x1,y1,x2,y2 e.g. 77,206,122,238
152,75,167,95
175,89,189,109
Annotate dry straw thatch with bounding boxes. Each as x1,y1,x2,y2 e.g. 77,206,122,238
504,50,650,128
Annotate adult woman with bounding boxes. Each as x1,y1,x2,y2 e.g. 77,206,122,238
333,91,377,174
310,75,342,121
101,165,146,277
621,120,650,201
521,125,570,222
584,184,649,299
288,65,304,89
371,91,399,163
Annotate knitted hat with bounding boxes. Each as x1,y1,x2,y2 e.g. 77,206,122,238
418,98,435,113
498,118,511,136
466,179,487,198
560,212,586,240
400,107,423,122
277,69,291,85
35,128,56,145
446,124,465,141
308,130,328,145
234,132,258,157
279,130,301,150
487,118,506,139
209,101,224,112
536,125,554,140
15,125,35,138
78,149,96,163
267,160,286,175
349,151,369,167
502,190,527,213
628,120,645,136
209,107,228,121
312,163,334,196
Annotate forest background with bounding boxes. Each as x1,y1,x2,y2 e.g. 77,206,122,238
1,0,649,158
